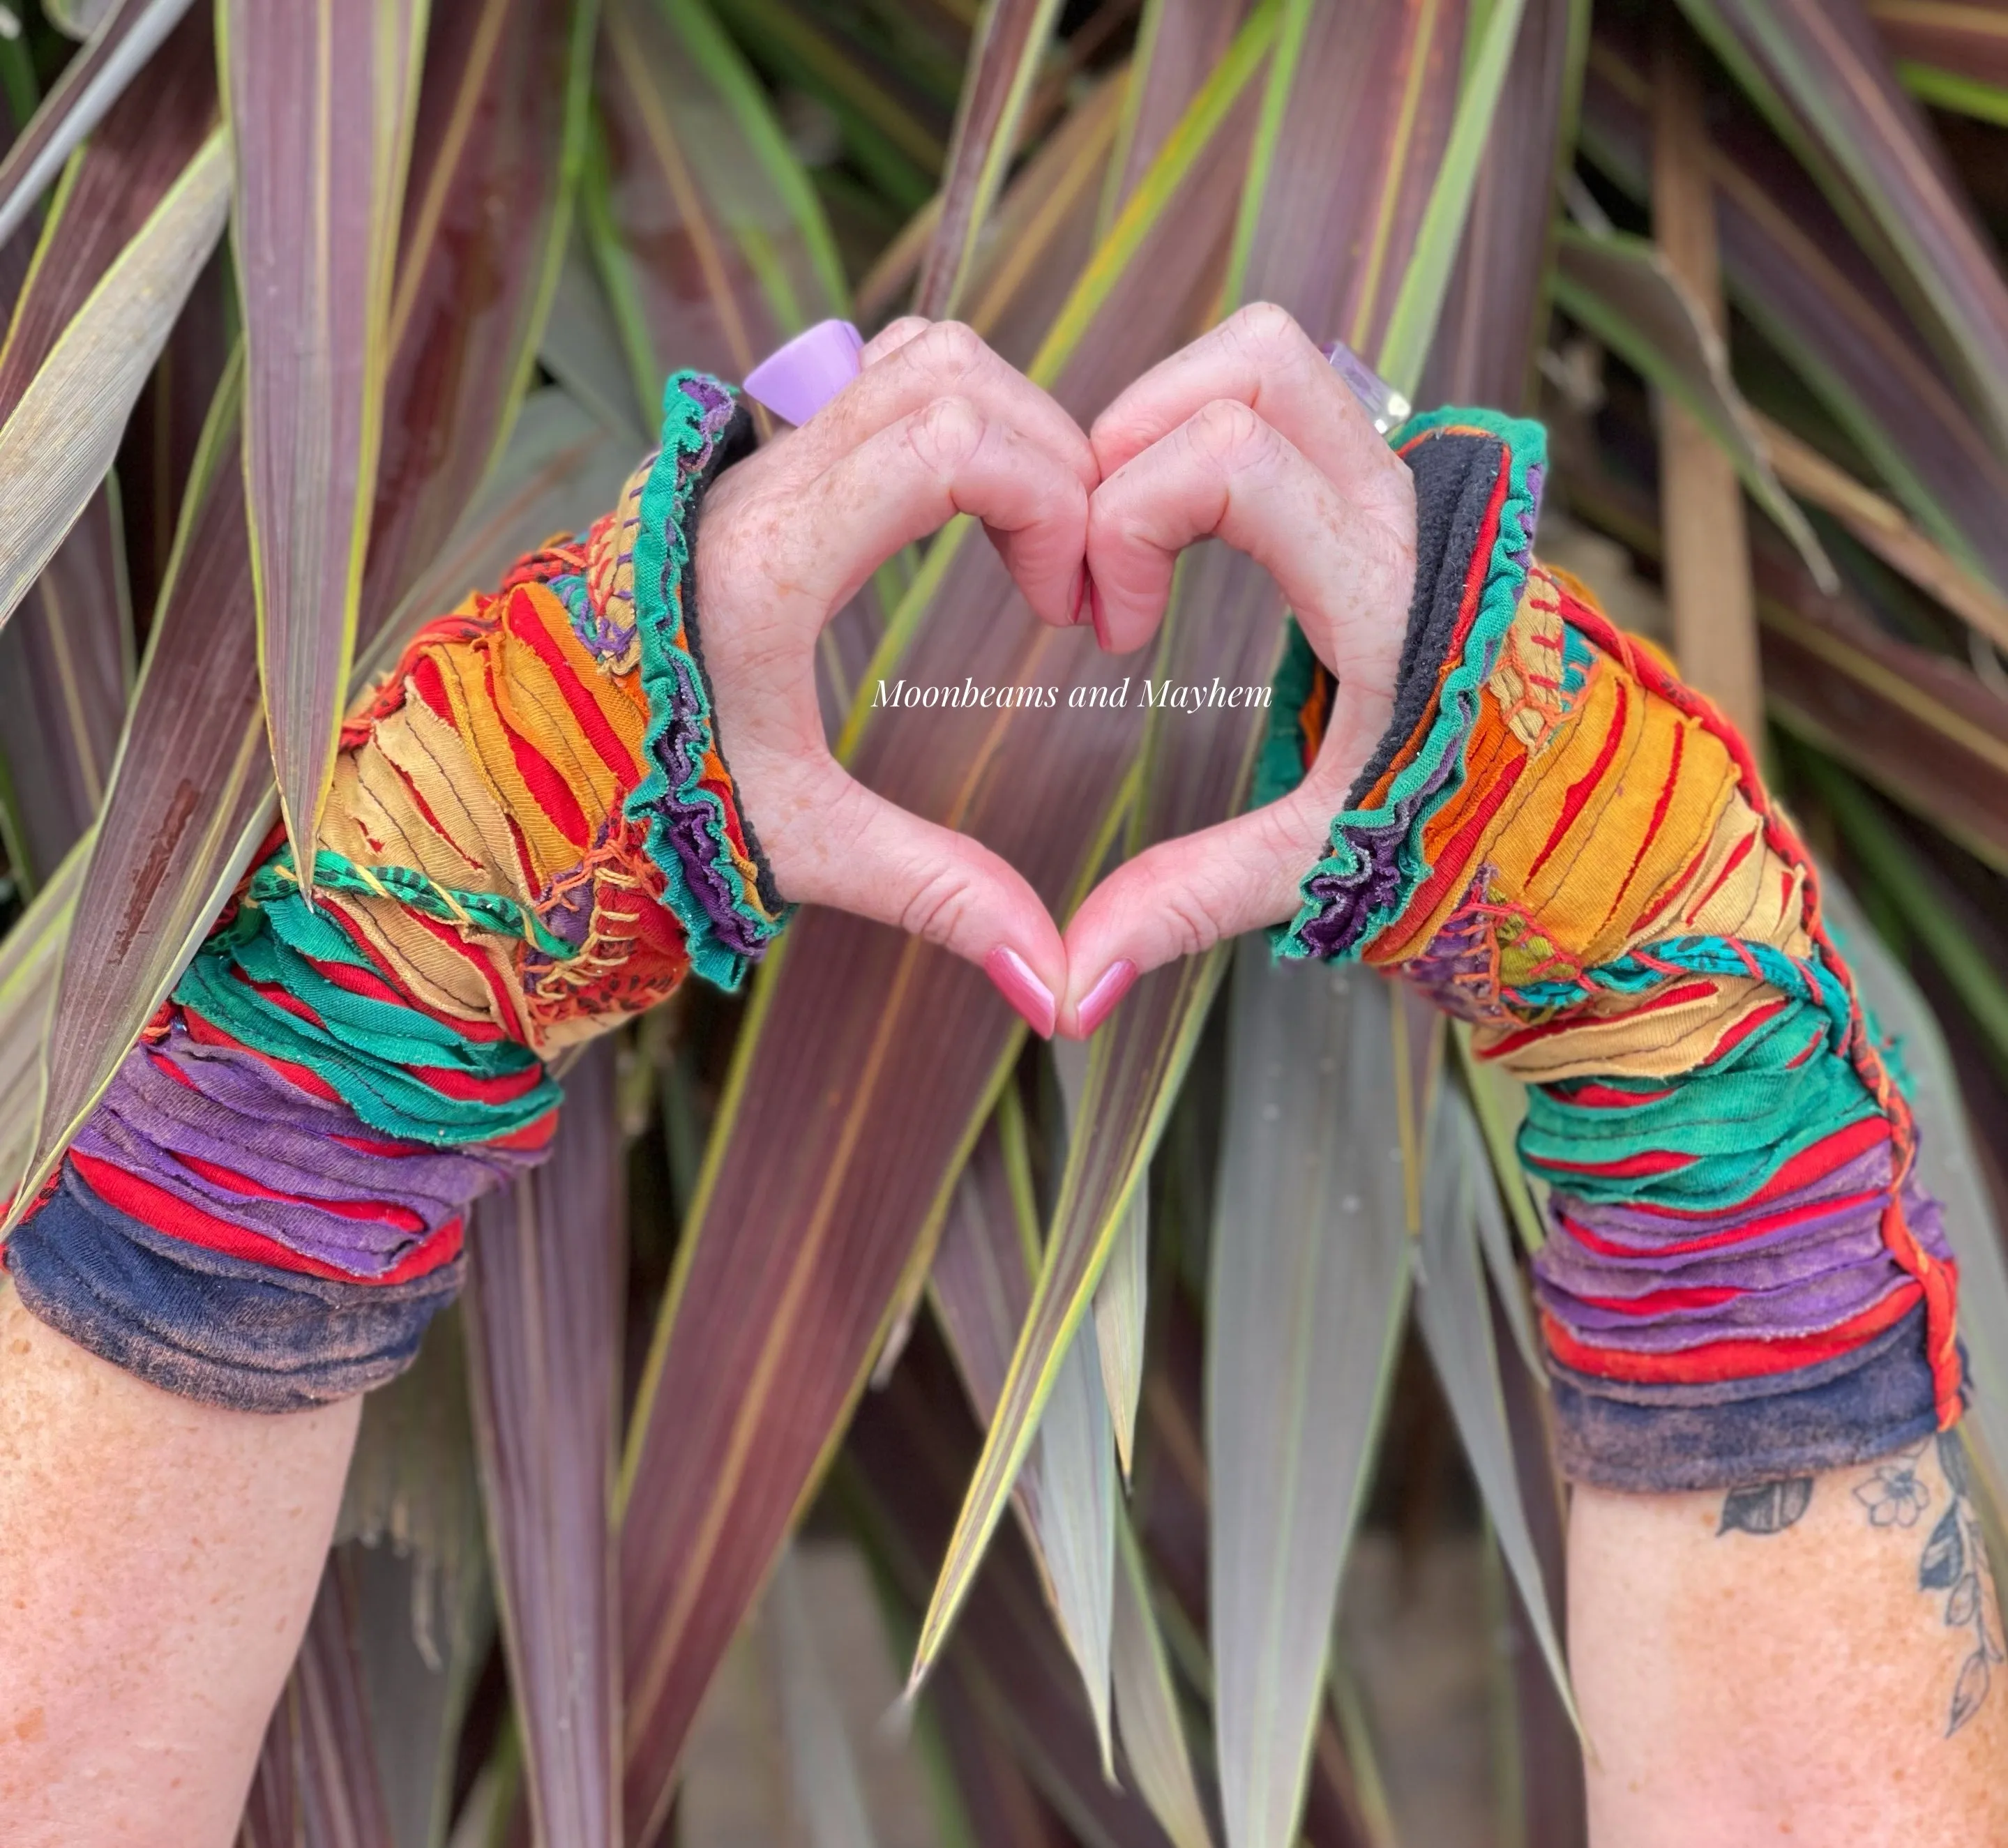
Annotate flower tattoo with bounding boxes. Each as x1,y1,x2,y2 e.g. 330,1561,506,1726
1853,1457,1932,1529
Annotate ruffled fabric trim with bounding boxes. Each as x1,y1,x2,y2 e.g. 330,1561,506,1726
625,370,789,991
1265,406,1546,963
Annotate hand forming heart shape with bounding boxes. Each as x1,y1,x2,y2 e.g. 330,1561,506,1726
693,304,1419,1040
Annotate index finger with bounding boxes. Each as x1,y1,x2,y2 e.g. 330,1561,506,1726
1089,301,1409,522
773,319,1098,497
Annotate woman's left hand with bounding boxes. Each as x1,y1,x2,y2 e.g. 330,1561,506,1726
1055,302,1420,1036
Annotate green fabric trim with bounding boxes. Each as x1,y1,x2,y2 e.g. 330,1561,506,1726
247,849,582,962
1251,617,1320,810
176,891,558,1146
1270,404,1546,963
626,370,790,992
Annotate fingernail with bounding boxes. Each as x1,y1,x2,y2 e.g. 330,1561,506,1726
1069,566,1091,626
985,945,1057,1039
743,319,864,425
1076,960,1137,1037
1089,579,1112,651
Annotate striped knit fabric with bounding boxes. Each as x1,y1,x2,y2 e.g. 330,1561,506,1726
1258,406,1962,1492
4,372,784,1410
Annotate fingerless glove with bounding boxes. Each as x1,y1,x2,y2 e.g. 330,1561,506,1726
1258,407,1962,1492
3,372,785,1409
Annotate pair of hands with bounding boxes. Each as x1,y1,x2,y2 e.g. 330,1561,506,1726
693,303,1419,1038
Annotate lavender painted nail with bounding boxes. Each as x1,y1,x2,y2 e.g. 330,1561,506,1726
1322,339,1411,434
743,319,865,426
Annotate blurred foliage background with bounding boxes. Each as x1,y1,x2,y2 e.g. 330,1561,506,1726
5,0,2008,1842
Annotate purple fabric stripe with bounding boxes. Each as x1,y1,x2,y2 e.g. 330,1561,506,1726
70,1025,543,1278
1543,1142,1896,1262
1532,1158,1949,1354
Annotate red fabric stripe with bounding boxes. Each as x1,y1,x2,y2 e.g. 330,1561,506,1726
1394,753,1528,944
1560,1185,1889,1261
1526,677,1629,884
408,652,455,723
1598,720,1684,936
1541,1280,1922,1384
1684,827,1757,925
504,586,638,787
485,656,590,849
70,1151,462,1286
179,1008,345,1105
1539,1145,1696,1180
173,1151,428,1233
1555,1081,1677,1109
1486,978,1718,1058
1580,1283,1742,1314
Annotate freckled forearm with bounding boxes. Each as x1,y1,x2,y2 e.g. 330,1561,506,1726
1570,1434,2008,1848
0,1283,359,1847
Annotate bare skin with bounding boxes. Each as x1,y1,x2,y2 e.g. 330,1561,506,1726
1573,1435,2008,1846
0,1283,358,1845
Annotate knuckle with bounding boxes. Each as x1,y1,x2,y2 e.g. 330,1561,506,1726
1226,300,1305,355
914,319,988,381
905,395,986,475
1188,397,1274,467
897,861,978,946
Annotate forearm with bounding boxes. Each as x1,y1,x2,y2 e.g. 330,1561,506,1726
0,1282,358,1847
0,374,766,1840
1574,1441,2008,1846
1262,405,1987,1839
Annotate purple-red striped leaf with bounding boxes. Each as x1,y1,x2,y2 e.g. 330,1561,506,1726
224,0,425,884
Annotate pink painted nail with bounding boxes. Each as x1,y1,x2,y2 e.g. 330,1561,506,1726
1069,565,1091,626
985,945,1057,1039
743,319,865,426
1075,960,1137,1037
1088,578,1112,651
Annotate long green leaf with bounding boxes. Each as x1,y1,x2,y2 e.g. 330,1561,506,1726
1055,1035,1147,1478
0,347,270,1238
240,1557,398,1848
0,6,209,881
912,0,1065,317
465,1038,626,1848
0,835,84,1198
0,124,227,639
592,0,848,400
1580,26,2008,593
930,1107,1119,1768
1818,865,2008,1517
1550,222,1836,589
910,0,1475,1698
1871,0,2008,120
358,0,597,642
1375,0,1527,395
1110,1519,1213,1848
0,0,197,248
840,1324,1175,1848
225,0,426,886
1208,946,1411,1848
615,24,1274,1831
1413,1084,1576,1728
767,1544,883,1848
1677,0,2008,460
1100,0,1254,232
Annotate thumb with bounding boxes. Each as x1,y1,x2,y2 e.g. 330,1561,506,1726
779,762,1069,1039
1057,781,1334,1037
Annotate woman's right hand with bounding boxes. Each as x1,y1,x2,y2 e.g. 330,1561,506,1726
693,318,1097,1033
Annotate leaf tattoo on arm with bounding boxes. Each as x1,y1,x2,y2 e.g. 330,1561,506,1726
1853,1433,2004,1736
1718,1476,1814,1536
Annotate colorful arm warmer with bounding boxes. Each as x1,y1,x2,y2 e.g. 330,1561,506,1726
3,372,786,1411
1256,406,1963,1494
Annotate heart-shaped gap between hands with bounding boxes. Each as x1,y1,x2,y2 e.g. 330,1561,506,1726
697,305,1420,1042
